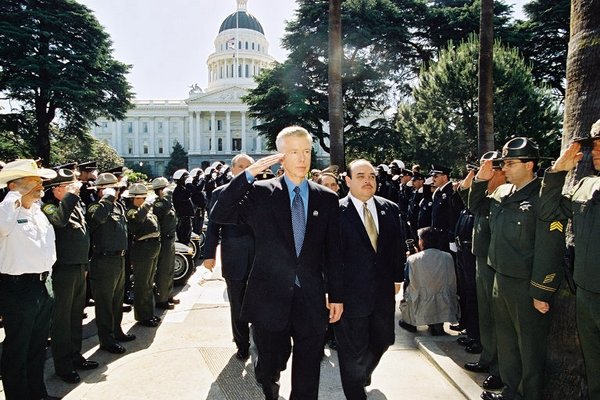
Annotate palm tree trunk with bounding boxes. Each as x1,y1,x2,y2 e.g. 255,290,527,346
478,0,494,156
328,0,344,168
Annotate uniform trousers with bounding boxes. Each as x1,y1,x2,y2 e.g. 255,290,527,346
457,247,479,341
176,216,192,245
493,272,551,400
51,264,87,375
334,313,392,400
155,237,175,303
576,287,600,400
131,240,161,321
475,256,499,376
0,275,54,400
252,285,325,400
225,279,250,352
90,254,126,347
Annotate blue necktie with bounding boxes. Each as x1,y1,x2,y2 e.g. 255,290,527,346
291,186,305,257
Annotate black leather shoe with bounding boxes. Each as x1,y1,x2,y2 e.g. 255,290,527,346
481,390,507,400
100,343,126,354
116,333,136,342
168,297,181,304
151,315,161,323
449,323,464,332
236,348,249,360
156,302,174,310
466,342,483,354
364,375,372,387
74,360,99,370
457,336,475,346
398,320,417,333
464,361,489,373
482,375,504,391
138,319,159,327
122,305,132,312
58,370,80,384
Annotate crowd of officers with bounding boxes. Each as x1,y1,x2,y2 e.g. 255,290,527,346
1,120,599,400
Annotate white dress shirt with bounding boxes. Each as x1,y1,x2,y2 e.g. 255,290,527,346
348,193,379,233
0,191,56,275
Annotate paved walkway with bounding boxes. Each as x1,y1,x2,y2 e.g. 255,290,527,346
1,256,486,400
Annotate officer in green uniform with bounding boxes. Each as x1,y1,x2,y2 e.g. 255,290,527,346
470,137,566,400
151,177,179,310
87,173,135,354
463,151,505,391
42,169,99,384
124,183,162,327
539,119,600,400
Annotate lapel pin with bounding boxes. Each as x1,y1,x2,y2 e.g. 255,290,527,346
380,210,386,215
313,210,319,217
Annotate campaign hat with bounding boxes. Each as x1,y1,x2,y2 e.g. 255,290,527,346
0,159,57,187
45,168,77,188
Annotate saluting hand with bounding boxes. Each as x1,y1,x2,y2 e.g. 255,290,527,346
551,142,582,172
246,153,284,177
475,160,494,181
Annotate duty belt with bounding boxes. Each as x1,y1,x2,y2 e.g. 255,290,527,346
97,250,126,257
0,271,49,282
136,232,161,242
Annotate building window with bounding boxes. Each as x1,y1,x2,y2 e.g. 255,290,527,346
219,66,223,79
252,42,255,50
238,64,242,78
208,119,212,131
101,121,108,129
245,41,248,49
142,122,148,133
231,64,234,77
218,138,223,151
217,120,223,131
158,139,164,154
245,64,249,77
232,138,242,151
258,43,260,51
143,140,149,154
128,139,133,154
209,138,212,151
238,40,242,49
157,122,163,133
127,122,133,133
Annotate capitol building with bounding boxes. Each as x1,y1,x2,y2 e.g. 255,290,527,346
91,0,328,176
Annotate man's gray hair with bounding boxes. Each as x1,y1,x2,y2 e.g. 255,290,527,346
275,126,312,152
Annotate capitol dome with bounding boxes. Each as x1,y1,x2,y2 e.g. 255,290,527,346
219,10,264,34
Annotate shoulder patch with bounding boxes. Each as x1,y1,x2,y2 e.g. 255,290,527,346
154,201,164,208
127,209,137,218
42,203,58,215
549,221,563,232
87,204,100,215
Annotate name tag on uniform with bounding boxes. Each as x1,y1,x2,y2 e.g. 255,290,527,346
17,219,28,224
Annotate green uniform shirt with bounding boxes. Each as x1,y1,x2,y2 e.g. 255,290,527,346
153,191,177,238
540,170,600,294
126,201,160,240
470,178,566,301
86,194,128,253
42,192,90,264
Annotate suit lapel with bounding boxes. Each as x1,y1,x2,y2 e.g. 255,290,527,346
302,182,321,257
342,195,375,254
272,177,296,255
373,197,388,250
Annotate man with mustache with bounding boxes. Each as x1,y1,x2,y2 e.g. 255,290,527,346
336,159,405,400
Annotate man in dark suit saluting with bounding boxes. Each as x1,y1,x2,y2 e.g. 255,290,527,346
336,159,405,400
210,126,343,400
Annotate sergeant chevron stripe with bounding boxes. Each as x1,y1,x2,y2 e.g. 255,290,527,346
549,221,563,232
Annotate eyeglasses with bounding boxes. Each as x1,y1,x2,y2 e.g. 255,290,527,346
500,160,524,168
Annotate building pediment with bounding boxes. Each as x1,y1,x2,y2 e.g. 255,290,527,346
187,86,249,105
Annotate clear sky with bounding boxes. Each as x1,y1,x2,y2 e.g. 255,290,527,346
79,0,530,100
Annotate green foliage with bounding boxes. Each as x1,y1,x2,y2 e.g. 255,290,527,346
395,35,562,176
124,171,147,184
126,162,153,178
50,133,123,171
165,142,188,178
513,0,570,100
0,0,134,162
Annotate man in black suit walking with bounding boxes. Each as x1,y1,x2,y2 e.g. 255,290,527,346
205,153,255,360
210,126,343,400
336,159,405,400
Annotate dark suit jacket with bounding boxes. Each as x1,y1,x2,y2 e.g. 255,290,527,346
339,196,404,317
205,185,254,282
431,181,462,242
210,173,342,333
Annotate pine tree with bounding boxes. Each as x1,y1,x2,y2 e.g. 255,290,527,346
165,142,188,178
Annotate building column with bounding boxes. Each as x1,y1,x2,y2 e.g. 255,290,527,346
225,111,231,153
134,118,140,156
114,121,121,154
241,111,247,153
210,112,216,155
165,118,171,154
195,111,201,153
188,113,195,152
151,118,156,155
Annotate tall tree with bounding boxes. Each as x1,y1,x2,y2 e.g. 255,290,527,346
478,0,494,155
0,0,133,163
51,134,123,172
328,0,344,168
165,142,188,178
514,0,570,100
544,1,600,399
395,36,561,174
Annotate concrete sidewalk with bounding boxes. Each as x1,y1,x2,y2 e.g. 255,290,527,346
1,260,484,400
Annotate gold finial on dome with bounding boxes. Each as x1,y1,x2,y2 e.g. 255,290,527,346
237,0,247,11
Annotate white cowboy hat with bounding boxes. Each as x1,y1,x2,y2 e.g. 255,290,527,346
0,159,57,188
